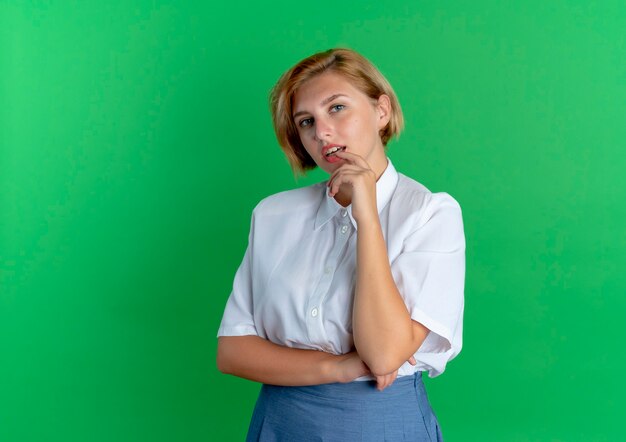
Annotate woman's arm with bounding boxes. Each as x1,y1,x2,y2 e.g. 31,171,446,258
353,221,429,376
217,335,370,386
328,151,429,376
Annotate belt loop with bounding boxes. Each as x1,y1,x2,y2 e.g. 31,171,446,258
414,370,422,389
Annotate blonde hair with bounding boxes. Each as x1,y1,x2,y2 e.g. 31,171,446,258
270,48,404,174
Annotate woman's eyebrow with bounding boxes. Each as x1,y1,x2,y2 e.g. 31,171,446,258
293,94,348,118
321,93,347,106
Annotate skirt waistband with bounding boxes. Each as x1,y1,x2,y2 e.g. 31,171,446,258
263,371,423,401
248,371,443,441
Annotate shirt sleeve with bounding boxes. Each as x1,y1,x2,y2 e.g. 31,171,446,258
217,211,259,337
390,192,465,377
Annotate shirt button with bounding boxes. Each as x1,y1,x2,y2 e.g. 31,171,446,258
324,266,332,274
311,308,319,318
340,225,348,234
341,210,348,218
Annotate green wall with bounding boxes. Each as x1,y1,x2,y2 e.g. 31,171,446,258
1,1,624,441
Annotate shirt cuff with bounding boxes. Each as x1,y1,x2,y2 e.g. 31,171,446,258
216,325,258,338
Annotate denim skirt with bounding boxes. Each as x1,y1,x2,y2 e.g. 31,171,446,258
246,372,443,442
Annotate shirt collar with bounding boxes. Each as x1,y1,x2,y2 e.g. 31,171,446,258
314,158,399,230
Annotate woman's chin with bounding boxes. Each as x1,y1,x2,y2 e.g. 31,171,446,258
318,158,345,174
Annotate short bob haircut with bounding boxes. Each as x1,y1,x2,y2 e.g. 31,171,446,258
270,48,404,174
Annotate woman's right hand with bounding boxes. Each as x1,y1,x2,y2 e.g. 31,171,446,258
333,351,370,383
374,355,417,391
333,353,418,391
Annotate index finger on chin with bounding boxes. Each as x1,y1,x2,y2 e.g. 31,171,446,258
334,150,369,168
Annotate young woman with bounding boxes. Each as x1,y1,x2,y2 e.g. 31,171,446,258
217,48,465,441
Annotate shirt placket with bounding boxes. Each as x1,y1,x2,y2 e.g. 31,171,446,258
305,208,353,351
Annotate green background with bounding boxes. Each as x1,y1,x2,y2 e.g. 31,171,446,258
1,1,624,441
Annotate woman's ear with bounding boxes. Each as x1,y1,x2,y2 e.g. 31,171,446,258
376,94,392,130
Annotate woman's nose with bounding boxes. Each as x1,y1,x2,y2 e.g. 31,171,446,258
314,117,333,141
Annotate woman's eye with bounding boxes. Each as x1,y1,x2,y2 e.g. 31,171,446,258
330,104,345,112
298,118,313,128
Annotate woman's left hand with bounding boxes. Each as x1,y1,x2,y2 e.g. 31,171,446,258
327,151,378,224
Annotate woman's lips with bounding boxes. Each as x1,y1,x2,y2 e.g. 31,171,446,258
322,145,346,162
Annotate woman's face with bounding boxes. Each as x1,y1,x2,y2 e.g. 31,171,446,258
292,71,391,176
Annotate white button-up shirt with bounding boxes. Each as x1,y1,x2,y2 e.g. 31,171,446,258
218,160,465,378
